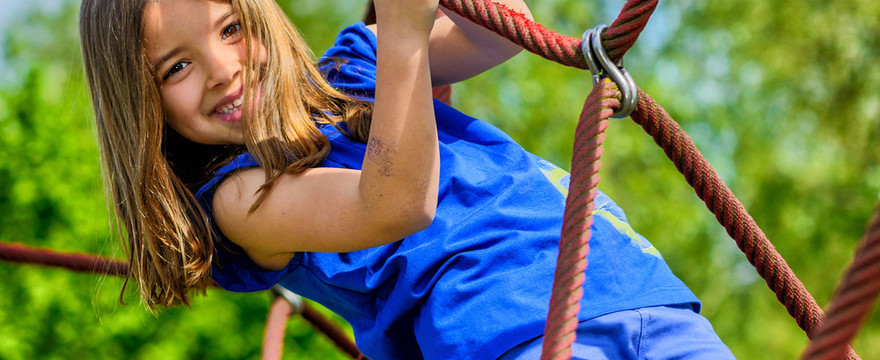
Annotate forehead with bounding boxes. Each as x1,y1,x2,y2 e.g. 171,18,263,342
143,0,234,57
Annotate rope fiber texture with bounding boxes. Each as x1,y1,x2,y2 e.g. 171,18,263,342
438,0,657,69
438,0,867,358
802,206,880,360
542,80,618,360
263,294,366,360
0,241,128,276
2,0,875,358
628,90,859,360
0,241,363,359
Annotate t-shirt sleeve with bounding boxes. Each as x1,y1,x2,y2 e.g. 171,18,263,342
194,153,303,292
318,22,377,101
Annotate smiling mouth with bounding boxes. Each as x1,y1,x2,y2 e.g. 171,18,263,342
217,96,243,115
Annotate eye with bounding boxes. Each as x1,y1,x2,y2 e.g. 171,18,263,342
221,21,242,41
163,61,190,80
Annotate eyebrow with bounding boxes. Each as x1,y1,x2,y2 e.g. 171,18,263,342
152,46,183,74
215,10,236,29
151,10,237,74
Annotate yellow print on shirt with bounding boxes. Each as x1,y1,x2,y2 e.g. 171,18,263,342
536,158,662,258
593,209,662,258
536,158,570,197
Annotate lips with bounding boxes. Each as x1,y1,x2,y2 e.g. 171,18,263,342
210,87,244,122
212,87,243,113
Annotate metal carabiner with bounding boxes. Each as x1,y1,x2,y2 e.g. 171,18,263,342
272,284,305,314
581,24,638,118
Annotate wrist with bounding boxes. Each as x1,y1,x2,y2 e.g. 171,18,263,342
373,3,437,38
375,25,431,54
376,21,433,42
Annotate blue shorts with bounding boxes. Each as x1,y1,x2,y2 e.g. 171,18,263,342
498,305,736,359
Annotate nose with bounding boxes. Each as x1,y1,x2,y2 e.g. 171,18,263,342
205,45,243,90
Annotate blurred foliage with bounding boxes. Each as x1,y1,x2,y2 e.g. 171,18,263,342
0,1,359,359
0,0,877,359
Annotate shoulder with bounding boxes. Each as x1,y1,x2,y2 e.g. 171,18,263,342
212,168,295,270
193,153,288,270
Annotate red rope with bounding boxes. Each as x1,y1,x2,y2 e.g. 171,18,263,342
541,81,618,360
438,0,658,69
5,1,876,358
802,206,880,360
628,90,859,359
263,296,294,360
0,241,363,358
432,85,453,106
0,241,128,276
437,1,658,357
301,304,366,359
441,0,584,68
437,3,868,356
603,0,658,62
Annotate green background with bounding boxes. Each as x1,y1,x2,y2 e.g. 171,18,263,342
1,0,878,358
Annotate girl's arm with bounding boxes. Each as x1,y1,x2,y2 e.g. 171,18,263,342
368,0,533,86
212,0,440,270
433,0,532,85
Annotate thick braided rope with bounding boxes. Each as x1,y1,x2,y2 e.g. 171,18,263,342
0,241,128,276
541,80,618,360
263,296,295,360
438,0,658,69
0,241,363,358
628,90,859,359
802,206,880,360
301,305,366,359
440,1,869,357
263,295,366,360
438,1,656,357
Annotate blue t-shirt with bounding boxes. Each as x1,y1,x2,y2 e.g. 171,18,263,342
196,22,699,360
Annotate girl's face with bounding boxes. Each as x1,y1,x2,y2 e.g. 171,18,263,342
144,0,264,145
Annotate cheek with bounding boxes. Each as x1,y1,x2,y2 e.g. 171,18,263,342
160,83,211,144
161,82,204,123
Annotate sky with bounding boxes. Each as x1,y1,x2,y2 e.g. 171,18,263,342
0,1,31,27
0,1,66,84
0,1,34,76
0,1,36,41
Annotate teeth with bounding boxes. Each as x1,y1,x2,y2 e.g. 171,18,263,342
217,96,243,115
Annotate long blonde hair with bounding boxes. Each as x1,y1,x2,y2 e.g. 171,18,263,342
80,0,372,309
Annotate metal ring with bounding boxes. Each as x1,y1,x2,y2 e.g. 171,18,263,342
581,27,603,86
580,25,638,118
272,285,305,314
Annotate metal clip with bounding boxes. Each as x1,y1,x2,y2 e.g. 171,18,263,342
581,24,638,118
272,285,305,314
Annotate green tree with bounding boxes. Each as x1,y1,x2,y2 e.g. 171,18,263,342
0,2,353,359
1,0,877,359
455,0,879,358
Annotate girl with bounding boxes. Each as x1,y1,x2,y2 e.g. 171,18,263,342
79,0,735,358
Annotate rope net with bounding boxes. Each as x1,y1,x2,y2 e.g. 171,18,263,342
802,207,880,360
0,0,876,359
0,242,364,360
437,0,870,358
